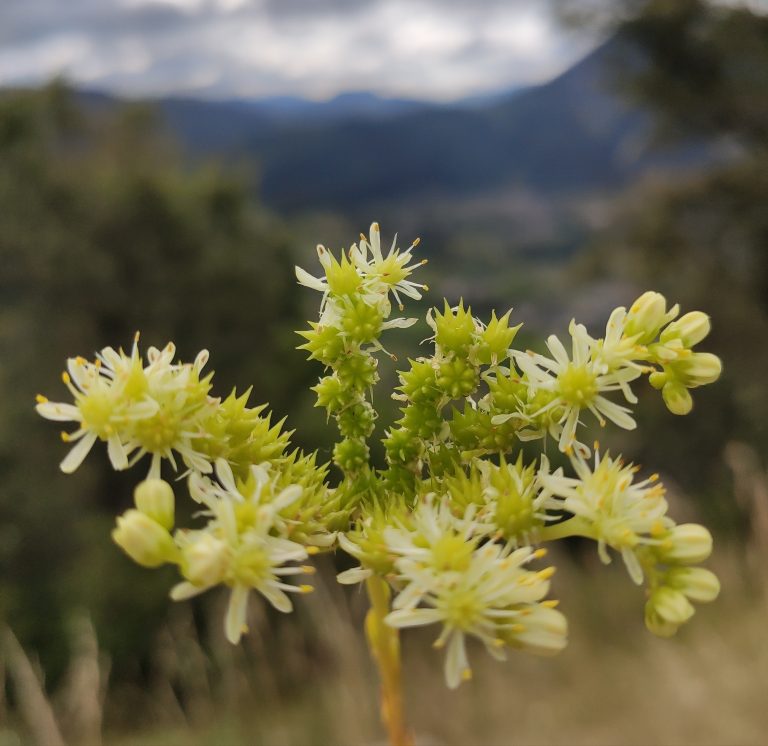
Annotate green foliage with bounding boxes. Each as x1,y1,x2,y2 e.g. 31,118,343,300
0,83,305,681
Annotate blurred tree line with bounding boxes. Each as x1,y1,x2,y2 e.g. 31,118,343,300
0,82,314,684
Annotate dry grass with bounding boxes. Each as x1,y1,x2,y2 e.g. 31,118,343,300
5,445,768,746
96,551,768,745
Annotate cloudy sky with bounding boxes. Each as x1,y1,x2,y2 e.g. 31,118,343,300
0,0,597,101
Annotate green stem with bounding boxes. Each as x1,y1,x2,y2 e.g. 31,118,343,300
538,516,595,543
364,575,412,746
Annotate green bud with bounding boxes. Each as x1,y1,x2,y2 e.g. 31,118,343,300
337,353,378,391
436,358,479,399
134,479,175,530
312,374,346,413
112,509,177,568
476,310,520,365
338,401,377,438
398,360,439,403
333,438,369,473
383,427,423,466
182,534,229,587
297,323,346,365
644,603,679,638
488,372,526,411
666,567,720,603
341,299,383,344
661,523,713,564
660,311,711,348
400,402,442,439
662,381,693,415
649,586,695,625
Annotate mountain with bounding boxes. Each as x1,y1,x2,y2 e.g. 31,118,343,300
71,37,712,213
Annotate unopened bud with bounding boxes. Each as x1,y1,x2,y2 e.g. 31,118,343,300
676,353,722,387
134,479,175,530
112,509,177,568
662,381,693,415
649,586,695,625
666,567,720,603
644,603,679,638
625,292,675,344
661,523,713,564
661,311,711,348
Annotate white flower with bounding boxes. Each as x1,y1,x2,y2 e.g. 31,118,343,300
385,541,565,688
513,320,641,451
352,222,427,310
539,449,672,584
171,476,312,644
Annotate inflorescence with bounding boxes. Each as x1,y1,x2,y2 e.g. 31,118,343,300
37,223,721,687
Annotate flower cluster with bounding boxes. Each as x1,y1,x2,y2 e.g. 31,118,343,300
38,223,723,692
297,223,425,478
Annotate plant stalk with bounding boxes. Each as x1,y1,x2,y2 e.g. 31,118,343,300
364,575,412,746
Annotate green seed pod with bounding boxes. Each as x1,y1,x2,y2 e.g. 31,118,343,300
333,437,370,473
338,401,377,439
436,357,479,399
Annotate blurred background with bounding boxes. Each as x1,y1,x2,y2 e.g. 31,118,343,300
1,0,767,743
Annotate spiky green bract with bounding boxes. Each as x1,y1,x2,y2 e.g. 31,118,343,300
193,387,292,480
433,300,476,354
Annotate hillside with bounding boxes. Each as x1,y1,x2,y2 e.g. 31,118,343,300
150,37,709,212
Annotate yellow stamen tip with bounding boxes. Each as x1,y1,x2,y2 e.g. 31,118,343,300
372,222,379,231
60,431,71,442
432,639,445,649
306,546,320,556
492,638,505,648
75,356,87,365
61,372,71,384
301,565,316,574
461,668,473,681
299,584,314,594
542,599,560,608
538,567,556,580
35,394,48,404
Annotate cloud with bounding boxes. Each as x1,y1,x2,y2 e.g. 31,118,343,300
0,0,595,100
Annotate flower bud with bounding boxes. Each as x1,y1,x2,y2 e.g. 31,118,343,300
676,353,722,387
661,523,713,564
649,586,695,625
183,533,229,587
112,509,177,568
625,292,674,344
134,479,175,530
644,603,679,638
660,311,711,348
666,567,720,603
662,381,693,415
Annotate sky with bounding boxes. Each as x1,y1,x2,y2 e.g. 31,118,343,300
0,0,597,101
